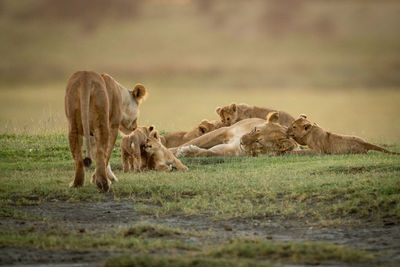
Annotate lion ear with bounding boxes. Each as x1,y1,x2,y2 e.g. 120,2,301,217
216,107,222,115
266,112,279,123
151,130,160,140
132,84,147,102
148,125,155,132
299,114,307,119
199,125,207,134
230,103,237,112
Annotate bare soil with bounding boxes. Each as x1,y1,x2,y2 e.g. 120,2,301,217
1,201,399,266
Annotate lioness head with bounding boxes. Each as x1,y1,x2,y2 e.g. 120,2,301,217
119,83,147,134
240,112,296,156
144,130,162,154
216,103,239,126
183,119,220,140
287,114,313,145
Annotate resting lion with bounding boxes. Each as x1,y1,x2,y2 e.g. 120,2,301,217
216,103,294,127
65,71,147,192
144,130,188,171
161,119,223,148
287,114,400,155
120,125,154,173
175,112,297,157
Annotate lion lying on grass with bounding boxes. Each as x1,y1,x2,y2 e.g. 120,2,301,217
161,119,223,148
216,103,294,127
145,130,188,171
175,112,297,157
287,114,400,155
120,125,154,173
65,71,147,192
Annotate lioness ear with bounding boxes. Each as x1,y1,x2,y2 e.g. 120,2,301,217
230,103,237,112
216,107,222,115
299,114,307,119
266,112,279,123
148,125,155,132
132,83,147,102
304,123,312,131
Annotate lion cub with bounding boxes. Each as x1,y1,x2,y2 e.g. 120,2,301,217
145,130,188,171
287,114,399,155
161,119,223,148
120,125,154,172
216,103,294,127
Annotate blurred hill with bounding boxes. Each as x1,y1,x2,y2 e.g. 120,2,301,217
1,0,400,89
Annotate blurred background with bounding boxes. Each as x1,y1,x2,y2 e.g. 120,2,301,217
0,0,399,142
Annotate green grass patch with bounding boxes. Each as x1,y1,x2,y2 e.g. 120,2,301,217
1,134,400,221
210,239,374,264
103,240,374,266
0,224,195,252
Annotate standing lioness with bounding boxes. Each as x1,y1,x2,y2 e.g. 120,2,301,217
65,71,147,192
287,114,400,155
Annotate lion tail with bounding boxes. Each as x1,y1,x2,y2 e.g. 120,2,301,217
80,72,92,167
364,142,400,155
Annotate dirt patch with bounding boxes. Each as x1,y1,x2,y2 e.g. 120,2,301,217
1,201,399,266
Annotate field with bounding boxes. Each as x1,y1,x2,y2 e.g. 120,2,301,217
1,0,400,266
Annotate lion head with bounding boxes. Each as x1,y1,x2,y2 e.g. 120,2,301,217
216,104,239,126
183,119,221,140
240,112,297,156
144,130,163,154
287,114,313,146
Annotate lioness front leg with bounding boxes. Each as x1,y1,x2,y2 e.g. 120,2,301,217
180,127,229,149
105,125,119,182
176,145,218,158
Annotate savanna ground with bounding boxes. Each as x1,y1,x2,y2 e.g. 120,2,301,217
1,1,400,266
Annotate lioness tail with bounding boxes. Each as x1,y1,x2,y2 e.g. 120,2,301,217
80,72,92,167
365,142,400,155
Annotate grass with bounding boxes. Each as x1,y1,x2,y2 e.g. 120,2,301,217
1,1,399,265
102,240,374,266
0,224,195,252
0,130,397,266
1,133,399,221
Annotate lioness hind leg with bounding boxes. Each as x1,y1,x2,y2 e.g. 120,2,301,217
68,128,85,188
93,117,111,192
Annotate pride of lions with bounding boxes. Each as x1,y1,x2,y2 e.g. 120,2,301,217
65,71,399,192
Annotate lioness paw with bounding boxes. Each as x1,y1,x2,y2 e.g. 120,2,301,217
176,145,200,157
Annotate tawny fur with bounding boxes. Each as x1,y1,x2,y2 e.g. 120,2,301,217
161,119,223,148
64,70,147,192
120,125,154,173
287,114,400,155
144,130,188,171
216,103,294,127
173,112,296,158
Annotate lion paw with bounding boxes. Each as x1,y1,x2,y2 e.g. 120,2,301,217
176,145,200,158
